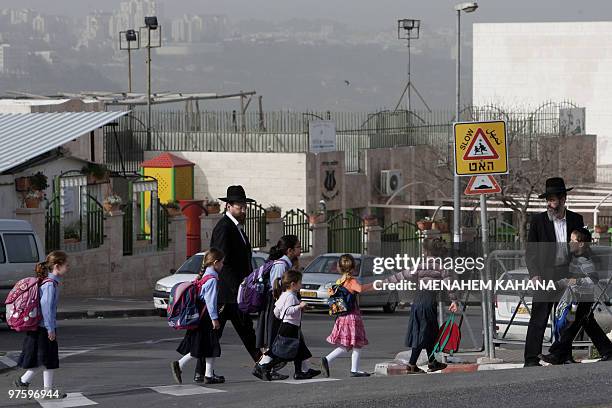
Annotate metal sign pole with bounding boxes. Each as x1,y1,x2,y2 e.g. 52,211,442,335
479,193,495,358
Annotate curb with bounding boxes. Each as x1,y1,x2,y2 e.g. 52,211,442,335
57,308,158,320
375,361,524,376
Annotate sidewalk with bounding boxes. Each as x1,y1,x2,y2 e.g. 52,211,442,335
55,296,158,320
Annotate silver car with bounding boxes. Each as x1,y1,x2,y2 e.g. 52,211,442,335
300,253,399,313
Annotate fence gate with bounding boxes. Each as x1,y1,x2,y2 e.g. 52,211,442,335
381,221,420,259
283,209,311,251
45,195,61,253
157,202,170,250
122,200,134,255
85,194,104,249
245,202,267,249
327,213,364,254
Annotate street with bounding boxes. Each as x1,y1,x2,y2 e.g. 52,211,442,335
0,309,610,408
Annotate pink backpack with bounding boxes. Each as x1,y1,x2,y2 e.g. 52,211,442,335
5,277,54,332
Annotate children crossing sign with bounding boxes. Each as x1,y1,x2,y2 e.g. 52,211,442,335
454,120,508,176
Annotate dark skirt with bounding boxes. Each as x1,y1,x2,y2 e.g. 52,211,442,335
256,291,281,349
405,298,439,350
18,327,59,370
177,313,221,358
268,322,312,363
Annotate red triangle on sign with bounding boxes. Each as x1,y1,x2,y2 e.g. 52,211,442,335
462,128,499,161
464,175,501,195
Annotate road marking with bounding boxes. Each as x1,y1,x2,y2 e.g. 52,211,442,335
477,363,524,371
150,385,226,396
274,378,341,384
36,393,97,408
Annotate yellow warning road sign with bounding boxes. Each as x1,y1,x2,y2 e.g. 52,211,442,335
454,120,508,176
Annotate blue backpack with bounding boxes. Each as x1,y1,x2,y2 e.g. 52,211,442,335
327,277,356,317
167,275,216,330
237,259,289,313
553,286,577,341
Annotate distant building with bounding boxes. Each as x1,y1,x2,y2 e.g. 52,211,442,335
0,44,27,75
170,14,229,43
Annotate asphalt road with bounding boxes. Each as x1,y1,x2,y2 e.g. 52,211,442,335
0,309,609,408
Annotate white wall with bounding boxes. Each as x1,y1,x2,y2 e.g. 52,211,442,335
144,151,309,213
473,22,612,164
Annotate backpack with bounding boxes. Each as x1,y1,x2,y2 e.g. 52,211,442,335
5,277,55,332
167,274,216,330
430,314,461,358
327,276,356,317
237,259,289,314
553,286,577,342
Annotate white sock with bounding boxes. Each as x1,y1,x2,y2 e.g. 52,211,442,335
21,369,37,384
178,354,194,370
326,346,349,363
351,348,362,372
205,358,215,377
43,370,54,389
301,360,309,372
260,355,273,365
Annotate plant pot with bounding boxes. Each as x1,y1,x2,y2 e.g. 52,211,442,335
206,205,220,215
417,220,433,231
595,226,608,234
15,177,32,192
63,238,80,244
266,211,281,220
433,221,449,233
364,217,378,227
25,197,41,209
87,173,110,185
166,207,182,217
103,202,120,213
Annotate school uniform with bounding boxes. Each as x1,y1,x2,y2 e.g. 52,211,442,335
18,274,60,370
266,291,312,364
177,268,221,359
256,256,291,349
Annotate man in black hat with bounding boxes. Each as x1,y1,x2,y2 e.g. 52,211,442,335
524,177,584,367
194,185,261,382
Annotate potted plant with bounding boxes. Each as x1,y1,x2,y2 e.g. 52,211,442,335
432,218,449,233
24,190,42,209
417,217,433,231
205,198,221,214
63,222,81,244
594,224,608,234
308,211,324,225
30,172,48,192
363,214,378,227
265,204,282,220
103,193,122,213
82,163,110,185
165,200,182,217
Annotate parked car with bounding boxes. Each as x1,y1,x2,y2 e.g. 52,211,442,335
153,251,268,316
495,265,612,343
300,253,399,313
0,219,45,322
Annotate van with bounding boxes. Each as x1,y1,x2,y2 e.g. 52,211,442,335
0,219,45,321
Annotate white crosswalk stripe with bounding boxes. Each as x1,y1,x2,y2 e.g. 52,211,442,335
274,378,341,384
150,384,226,396
35,392,97,408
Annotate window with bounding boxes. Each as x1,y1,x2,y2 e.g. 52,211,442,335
176,255,204,274
4,234,38,263
252,255,266,270
304,256,361,276
0,236,5,263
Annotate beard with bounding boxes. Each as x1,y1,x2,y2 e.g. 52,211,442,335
547,204,565,220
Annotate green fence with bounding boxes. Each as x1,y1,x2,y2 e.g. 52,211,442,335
85,195,104,250
45,195,61,254
381,221,421,259
122,201,134,255
245,202,267,249
283,209,311,251
327,213,364,254
157,202,170,251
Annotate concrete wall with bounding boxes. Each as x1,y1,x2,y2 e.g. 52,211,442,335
473,22,612,164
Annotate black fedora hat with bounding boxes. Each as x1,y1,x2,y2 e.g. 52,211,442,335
538,177,573,199
219,185,255,203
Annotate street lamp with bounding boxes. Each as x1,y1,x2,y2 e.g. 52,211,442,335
119,29,140,93
397,19,420,113
140,16,162,150
452,2,478,248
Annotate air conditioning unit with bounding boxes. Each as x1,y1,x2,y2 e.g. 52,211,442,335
380,170,403,196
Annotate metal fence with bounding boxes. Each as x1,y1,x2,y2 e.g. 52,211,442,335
105,103,576,174
283,209,312,252
327,212,365,254
381,221,421,259
245,202,267,249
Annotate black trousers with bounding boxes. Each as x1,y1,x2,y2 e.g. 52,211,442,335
196,303,261,376
524,301,554,364
548,302,612,359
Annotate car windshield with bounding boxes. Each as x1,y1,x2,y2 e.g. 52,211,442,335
176,255,203,274
304,256,361,275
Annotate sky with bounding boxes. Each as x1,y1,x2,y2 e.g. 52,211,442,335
2,0,611,30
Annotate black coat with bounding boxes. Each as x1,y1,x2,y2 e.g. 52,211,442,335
211,214,253,305
526,210,584,281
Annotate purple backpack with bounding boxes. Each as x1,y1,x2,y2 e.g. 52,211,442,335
237,259,289,313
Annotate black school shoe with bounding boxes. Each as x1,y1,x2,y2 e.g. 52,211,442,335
252,364,272,381
293,369,321,380
599,354,611,361
195,372,225,383
171,361,182,384
270,371,289,381
427,360,447,372
205,375,225,384
321,357,330,378
350,371,371,377
539,353,564,365
14,378,29,390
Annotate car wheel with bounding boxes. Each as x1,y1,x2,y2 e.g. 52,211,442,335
383,301,397,313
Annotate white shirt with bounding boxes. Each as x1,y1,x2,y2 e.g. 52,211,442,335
225,212,247,245
552,212,568,265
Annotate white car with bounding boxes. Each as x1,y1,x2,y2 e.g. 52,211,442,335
153,251,268,316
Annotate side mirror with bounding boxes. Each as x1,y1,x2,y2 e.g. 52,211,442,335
169,268,176,275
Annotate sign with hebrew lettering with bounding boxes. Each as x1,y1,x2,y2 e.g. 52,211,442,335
454,120,508,176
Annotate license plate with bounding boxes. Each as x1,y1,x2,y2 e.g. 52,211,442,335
301,290,317,298
512,306,529,315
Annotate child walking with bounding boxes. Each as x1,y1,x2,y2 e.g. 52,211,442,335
253,270,320,381
14,251,69,399
321,254,374,378
172,248,224,384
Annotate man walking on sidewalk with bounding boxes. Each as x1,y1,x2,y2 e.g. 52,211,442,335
524,177,584,367
194,185,261,382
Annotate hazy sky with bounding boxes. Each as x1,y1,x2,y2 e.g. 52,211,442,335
3,0,611,30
